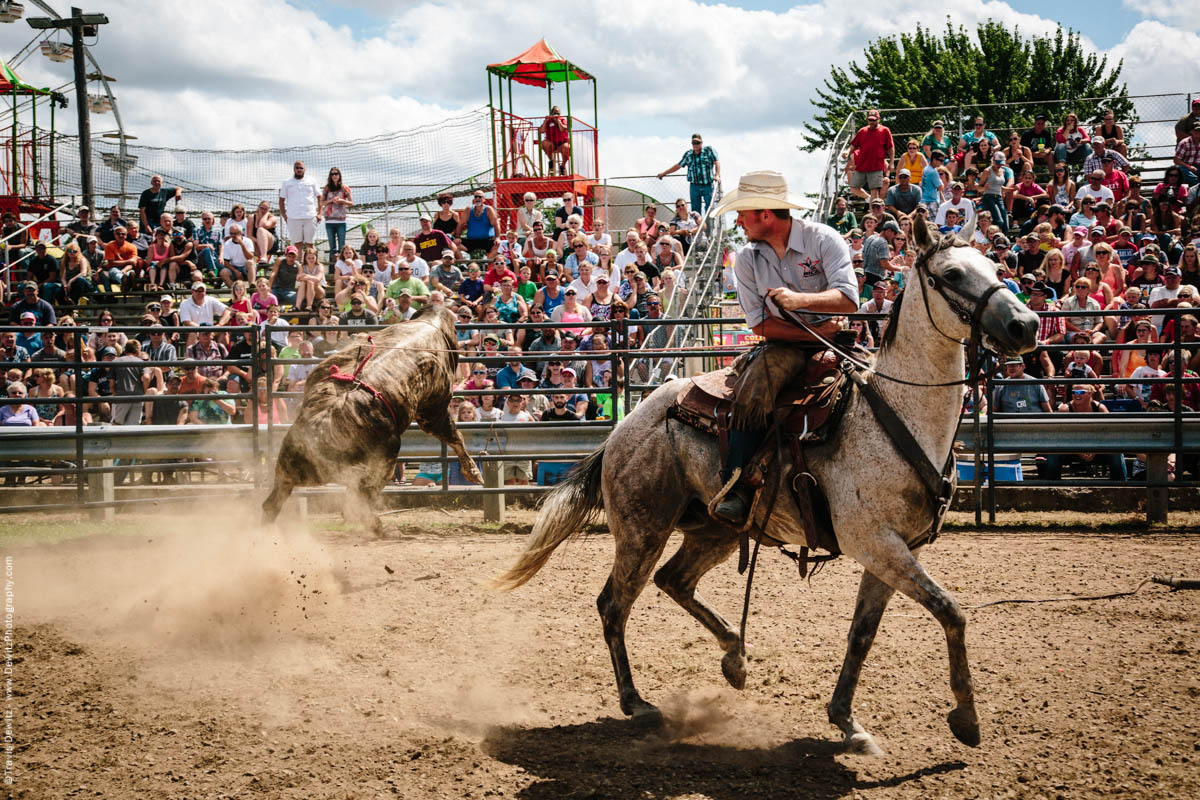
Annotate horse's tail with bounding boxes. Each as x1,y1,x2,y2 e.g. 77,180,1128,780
491,445,606,591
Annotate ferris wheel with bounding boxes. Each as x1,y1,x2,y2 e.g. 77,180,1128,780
1,0,130,206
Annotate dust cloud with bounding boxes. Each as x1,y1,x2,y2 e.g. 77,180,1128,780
21,513,345,654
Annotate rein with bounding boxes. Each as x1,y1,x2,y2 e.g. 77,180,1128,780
735,235,999,649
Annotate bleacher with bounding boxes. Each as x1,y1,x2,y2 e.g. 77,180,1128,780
823,94,1197,238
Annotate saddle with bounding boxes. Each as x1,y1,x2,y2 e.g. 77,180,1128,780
667,347,856,562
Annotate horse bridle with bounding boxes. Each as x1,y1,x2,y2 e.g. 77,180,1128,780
913,237,1007,353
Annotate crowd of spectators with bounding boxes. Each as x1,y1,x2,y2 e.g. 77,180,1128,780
0,165,703,489
834,102,1200,482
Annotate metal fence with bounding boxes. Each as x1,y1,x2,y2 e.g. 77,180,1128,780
4,303,1199,520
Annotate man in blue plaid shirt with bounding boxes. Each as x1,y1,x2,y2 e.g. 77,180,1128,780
657,133,721,216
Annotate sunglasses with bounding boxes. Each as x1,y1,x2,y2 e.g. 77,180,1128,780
473,370,486,374
148,304,161,311
350,300,363,305
1072,389,1089,395
1075,284,1090,289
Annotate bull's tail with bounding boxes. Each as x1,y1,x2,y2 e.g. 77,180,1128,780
491,445,606,591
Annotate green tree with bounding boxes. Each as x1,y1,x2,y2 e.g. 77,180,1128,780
802,20,1131,152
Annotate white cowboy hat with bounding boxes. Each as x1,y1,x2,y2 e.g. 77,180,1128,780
711,170,813,216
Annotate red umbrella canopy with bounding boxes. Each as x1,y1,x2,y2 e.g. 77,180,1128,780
487,39,592,88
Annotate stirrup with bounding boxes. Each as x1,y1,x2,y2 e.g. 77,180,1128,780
707,468,762,533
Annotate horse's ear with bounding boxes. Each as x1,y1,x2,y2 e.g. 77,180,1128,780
912,216,934,252
958,212,977,245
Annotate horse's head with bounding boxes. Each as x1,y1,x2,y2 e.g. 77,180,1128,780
910,218,1038,356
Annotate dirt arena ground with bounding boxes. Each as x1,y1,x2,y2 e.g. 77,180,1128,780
6,508,1200,799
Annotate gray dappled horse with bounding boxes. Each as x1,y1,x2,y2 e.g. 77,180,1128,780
262,304,483,533
496,219,1039,754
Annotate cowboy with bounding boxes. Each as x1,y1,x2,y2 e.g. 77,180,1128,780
711,171,858,524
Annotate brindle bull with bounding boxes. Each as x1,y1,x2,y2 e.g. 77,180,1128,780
262,304,484,533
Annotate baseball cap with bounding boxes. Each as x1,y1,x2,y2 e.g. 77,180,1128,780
897,168,911,178
932,120,944,128
418,214,431,222
22,280,37,290
950,181,964,191
866,111,879,120
853,267,865,277
518,368,537,383
285,245,298,254
1072,226,1088,237
191,281,206,290
483,333,500,343
99,347,118,358
1165,265,1182,275
33,241,46,249
1089,226,1106,237
1005,356,1024,365
396,288,412,297
869,198,884,206
992,152,1006,164
1035,113,1047,121
1101,154,1115,162
880,220,902,235
1193,121,1200,130
1020,273,1038,283
561,367,576,378
160,294,173,303
1139,252,1162,266
596,276,609,283
544,270,559,279
993,235,1010,248
19,311,36,321
441,249,454,258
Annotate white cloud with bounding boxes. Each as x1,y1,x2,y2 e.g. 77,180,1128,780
0,0,1192,205
1121,0,1199,32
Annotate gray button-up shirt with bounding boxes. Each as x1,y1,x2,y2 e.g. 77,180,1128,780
734,217,858,328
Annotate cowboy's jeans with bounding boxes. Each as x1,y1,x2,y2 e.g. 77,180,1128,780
723,427,767,484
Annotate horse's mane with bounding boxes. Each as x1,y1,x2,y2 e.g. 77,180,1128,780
878,233,972,352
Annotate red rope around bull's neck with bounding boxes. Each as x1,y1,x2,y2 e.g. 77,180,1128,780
323,336,402,428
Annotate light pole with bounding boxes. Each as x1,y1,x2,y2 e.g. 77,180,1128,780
27,7,108,210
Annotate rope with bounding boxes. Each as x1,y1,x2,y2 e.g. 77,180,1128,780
966,575,1197,609
321,335,402,426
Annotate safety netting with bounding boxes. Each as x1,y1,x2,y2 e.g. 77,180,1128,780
45,107,495,234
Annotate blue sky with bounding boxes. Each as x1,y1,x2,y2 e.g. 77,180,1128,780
313,0,1149,50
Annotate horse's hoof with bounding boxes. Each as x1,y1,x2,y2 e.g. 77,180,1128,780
721,651,747,690
947,706,981,747
631,704,664,731
845,731,884,756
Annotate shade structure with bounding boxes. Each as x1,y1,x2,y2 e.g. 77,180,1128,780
486,38,592,88
0,56,55,97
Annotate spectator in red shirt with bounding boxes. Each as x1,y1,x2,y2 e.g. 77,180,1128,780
482,255,517,290
845,109,894,201
1100,154,1130,204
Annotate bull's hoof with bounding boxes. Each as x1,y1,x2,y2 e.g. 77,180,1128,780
947,706,981,747
464,464,485,486
721,650,747,690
